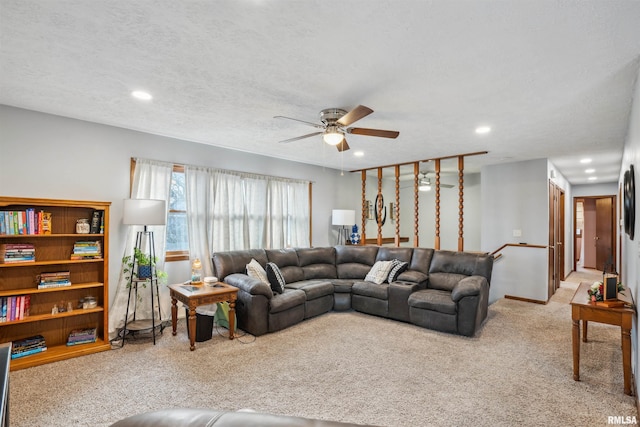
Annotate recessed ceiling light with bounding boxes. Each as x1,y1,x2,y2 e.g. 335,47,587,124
353,151,364,157
580,158,592,164
585,168,595,174
131,90,152,101
588,176,598,181
475,126,491,134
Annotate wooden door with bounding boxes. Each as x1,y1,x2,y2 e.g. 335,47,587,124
595,197,615,271
548,182,565,298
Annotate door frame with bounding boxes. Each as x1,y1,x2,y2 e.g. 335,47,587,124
572,195,617,272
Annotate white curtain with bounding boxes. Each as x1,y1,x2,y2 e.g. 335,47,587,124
186,166,310,269
108,158,173,340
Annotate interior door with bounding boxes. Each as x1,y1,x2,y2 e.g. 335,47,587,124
595,197,614,271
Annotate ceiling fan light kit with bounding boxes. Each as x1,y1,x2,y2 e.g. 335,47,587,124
275,105,399,152
323,125,344,145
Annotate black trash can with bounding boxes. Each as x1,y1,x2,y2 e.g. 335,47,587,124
185,308,214,342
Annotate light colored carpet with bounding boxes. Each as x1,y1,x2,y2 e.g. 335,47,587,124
9,280,636,427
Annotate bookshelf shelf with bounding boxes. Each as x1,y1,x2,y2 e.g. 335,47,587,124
0,282,103,297
0,196,111,370
9,339,110,371
0,306,104,326
0,259,104,268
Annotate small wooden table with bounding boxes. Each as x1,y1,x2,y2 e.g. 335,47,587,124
570,282,635,395
168,282,238,351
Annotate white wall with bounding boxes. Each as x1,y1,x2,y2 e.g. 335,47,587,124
481,159,550,302
0,105,347,305
619,65,640,401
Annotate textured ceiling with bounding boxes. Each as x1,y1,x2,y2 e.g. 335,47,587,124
2,1,640,184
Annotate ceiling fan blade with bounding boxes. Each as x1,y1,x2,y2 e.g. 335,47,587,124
274,116,324,129
337,105,374,126
347,127,400,139
279,131,323,143
336,139,350,152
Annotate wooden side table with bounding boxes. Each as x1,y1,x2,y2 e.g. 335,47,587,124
570,282,635,395
168,282,238,351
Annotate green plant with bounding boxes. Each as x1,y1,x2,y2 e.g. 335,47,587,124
122,247,168,285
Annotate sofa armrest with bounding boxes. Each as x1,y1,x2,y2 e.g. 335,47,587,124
224,273,273,299
450,275,488,302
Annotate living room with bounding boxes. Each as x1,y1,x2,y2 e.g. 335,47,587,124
2,1,640,426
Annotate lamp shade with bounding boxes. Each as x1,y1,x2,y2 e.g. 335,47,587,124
123,199,167,226
332,209,356,226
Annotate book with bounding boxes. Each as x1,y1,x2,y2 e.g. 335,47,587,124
41,212,52,234
89,210,103,234
11,346,47,359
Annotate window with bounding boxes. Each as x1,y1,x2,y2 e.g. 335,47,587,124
166,165,188,261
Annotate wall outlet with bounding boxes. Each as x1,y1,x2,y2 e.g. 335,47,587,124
513,229,522,237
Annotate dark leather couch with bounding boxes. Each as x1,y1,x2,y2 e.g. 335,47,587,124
212,245,493,337
111,408,374,426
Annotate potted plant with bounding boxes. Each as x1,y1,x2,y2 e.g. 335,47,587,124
122,247,168,285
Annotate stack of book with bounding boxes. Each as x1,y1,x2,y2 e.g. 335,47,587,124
0,295,31,322
66,327,97,346
37,271,71,289
70,241,102,260
11,335,46,359
0,209,51,235
0,243,35,263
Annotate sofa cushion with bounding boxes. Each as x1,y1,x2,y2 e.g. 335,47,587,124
335,245,379,279
387,260,409,283
352,281,389,300
408,289,457,315
266,262,286,294
428,272,468,292
365,260,394,284
266,248,305,283
285,280,334,300
429,250,494,283
395,270,428,285
297,247,338,280
270,289,306,314
375,247,413,263
246,258,268,284
331,279,355,293
212,249,267,280
408,247,434,276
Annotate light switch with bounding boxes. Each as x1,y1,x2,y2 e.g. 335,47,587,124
513,229,522,237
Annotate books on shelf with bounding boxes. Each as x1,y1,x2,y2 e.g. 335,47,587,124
37,271,71,289
89,210,104,234
66,327,97,346
0,295,31,322
0,209,51,235
70,241,102,260
11,335,47,359
0,243,35,263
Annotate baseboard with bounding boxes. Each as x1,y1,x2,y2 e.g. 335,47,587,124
504,295,547,305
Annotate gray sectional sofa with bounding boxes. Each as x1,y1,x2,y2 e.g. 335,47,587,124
211,245,493,337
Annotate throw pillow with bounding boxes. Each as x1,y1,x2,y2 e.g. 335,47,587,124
387,259,409,283
246,258,268,284
364,260,394,285
266,262,286,294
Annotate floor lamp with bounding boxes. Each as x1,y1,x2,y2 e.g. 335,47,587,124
332,209,355,245
121,198,166,345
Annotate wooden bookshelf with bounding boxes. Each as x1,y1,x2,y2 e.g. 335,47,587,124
0,197,111,370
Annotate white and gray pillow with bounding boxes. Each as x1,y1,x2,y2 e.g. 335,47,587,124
387,259,409,283
266,262,286,294
246,258,268,284
364,260,395,285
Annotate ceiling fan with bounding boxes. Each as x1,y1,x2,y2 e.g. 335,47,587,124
274,105,400,152
401,171,455,192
